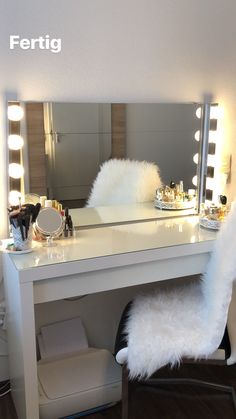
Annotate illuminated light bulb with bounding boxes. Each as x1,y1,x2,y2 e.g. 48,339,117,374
195,130,218,143
196,107,202,119
8,135,24,150
207,155,216,167
206,177,214,190
7,105,24,121
9,190,22,206
208,130,218,143
210,106,223,119
194,130,200,141
196,105,223,120
193,153,199,164
192,175,198,186
9,163,24,179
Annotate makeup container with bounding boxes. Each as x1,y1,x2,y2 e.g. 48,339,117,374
155,181,196,210
52,200,58,210
45,200,52,208
58,203,63,213
199,196,228,230
9,203,41,251
63,208,74,237
40,196,47,208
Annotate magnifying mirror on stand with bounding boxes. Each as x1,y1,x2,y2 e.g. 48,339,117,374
35,208,63,247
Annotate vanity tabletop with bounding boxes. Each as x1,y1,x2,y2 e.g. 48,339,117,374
2,216,217,280
70,202,196,228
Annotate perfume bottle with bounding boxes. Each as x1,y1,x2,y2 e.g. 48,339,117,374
175,183,184,202
179,180,184,201
219,195,227,220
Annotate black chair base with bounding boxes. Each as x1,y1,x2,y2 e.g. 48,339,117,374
122,364,236,419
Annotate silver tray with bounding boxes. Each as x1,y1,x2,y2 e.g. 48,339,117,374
199,217,222,230
154,199,195,210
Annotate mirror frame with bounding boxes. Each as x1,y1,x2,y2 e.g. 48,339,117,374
7,101,218,227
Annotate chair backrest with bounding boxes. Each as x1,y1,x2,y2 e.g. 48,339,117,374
86,159,162,207
201,200,236,353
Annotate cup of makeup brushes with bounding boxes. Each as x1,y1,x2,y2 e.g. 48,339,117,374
11,224,33,251
9,202,41,252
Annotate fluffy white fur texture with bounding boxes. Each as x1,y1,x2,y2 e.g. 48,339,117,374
86,159,161,207
124,201,236,379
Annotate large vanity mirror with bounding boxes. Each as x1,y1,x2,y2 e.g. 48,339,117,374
8,101,210,228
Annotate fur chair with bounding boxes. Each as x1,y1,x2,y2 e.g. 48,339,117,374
115,200,236,417
86,159,162,207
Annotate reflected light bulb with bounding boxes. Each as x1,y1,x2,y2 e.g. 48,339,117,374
7,105,24,121
9,163,24,179
192,175,198,186
8,135,24,150
193,153,199,164
9,190,22,206
196,107,202,118
194,130,200,141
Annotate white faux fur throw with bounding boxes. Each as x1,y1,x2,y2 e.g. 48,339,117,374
125,201,236,379
87,159,162,207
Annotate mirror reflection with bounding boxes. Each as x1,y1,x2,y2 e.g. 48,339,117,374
21,103,201,206
9,101,203,227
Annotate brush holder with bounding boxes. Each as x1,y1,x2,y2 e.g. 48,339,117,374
12,224,33,251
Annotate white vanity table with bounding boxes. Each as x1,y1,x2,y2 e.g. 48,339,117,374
70,202,196,228
3,215,217,419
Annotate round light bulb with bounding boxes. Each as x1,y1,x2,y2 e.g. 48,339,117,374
8,135,24,150
9,163,24,179
209,131,218,143
193,153,199,164
9,190,22,206
196,107,202,119
210,106,223,119
206,177,214,190
7,105,24,121
194,130,200,141
207,155,216,167
192,175,198,186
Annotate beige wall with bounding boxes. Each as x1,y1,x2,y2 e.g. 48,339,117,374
221,103,236,203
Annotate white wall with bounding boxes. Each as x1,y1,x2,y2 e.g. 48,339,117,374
1,0,236,380
1,0,236,236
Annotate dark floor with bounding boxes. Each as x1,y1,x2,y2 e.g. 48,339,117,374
1,363,236,419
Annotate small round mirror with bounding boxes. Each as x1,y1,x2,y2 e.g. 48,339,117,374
35,208,63,246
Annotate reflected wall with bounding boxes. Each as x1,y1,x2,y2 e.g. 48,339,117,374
19,102,201,208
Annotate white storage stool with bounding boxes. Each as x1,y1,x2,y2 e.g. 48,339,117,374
38,348,121,419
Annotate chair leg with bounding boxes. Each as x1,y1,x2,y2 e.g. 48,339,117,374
122,364,129,419
142,378,236,413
